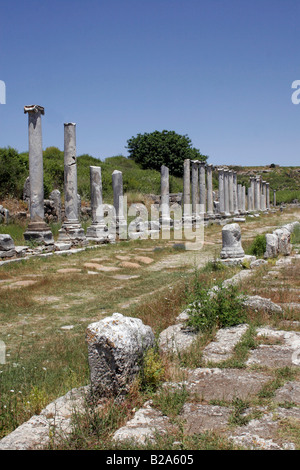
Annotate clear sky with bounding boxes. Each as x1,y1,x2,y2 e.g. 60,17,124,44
0,0,299,166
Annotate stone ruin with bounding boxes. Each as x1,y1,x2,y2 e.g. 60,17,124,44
0,102,291,261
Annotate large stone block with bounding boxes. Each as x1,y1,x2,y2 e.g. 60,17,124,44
86,313,155,398
264,233,278,258
0,234,15,251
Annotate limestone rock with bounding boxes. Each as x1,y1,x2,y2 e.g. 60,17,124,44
243,295,283,314
158,323,198,354
86,313,155,398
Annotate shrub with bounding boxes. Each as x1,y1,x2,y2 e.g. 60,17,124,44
186,282,247,333
247,234,266,258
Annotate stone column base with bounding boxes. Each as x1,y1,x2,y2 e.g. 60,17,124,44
24,222,54,245
58,222,87,246
86,223,114,243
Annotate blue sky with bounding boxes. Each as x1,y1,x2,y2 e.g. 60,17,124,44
0,0,299,166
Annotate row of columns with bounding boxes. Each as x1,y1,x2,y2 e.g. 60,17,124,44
182,160,274,220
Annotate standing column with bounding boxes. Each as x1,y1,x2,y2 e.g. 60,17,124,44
86,166,110,242
242,186,246,213
58,123,86,245
266,183,270,210
218,168,225,216
160,165,171,226
224,169,230,216
23,105,54,245
183,159,192,224
250,177,255,211
191,161,199,220
233,172,238,215
237,184,242,213
206,164,213,217
247,187,251,212
255,176,261,211
228,170,234,214
273,189,277,207
112,170,127,237
199,162,206,216
261,181,266,211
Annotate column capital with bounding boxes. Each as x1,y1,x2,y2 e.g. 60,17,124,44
24,105,45,115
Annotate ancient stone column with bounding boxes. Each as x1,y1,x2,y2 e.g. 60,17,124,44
191,161,199,220
183,159,192,223
223,169,230,216
255,176,261,211
218,168,225,216
228,170,234,214
247,187,252,213
237,184,242,213
112,170,127,236
273,189,277,207
242,186,246,213
58,123,86,245
23,105,54,245
261,181,267,211
199,162,206,216
206,164,213,217
86,166,110,242
250,177,255,211
266,183,270,210
233,172,238,215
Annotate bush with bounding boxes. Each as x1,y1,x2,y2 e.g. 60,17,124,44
126,130,208,177
186,282,247,333
0,147,28,198
247,234,267,258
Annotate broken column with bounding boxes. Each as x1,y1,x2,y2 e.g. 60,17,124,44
86,166,110,243
23,105,54,246
58,123,86,245
112,170,127,237
49,190,62,222
206,164,214,217
220,223,245,259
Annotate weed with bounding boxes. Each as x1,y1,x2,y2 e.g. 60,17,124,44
152,385,189,419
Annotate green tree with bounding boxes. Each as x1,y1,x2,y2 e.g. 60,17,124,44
0,147,28,198
126,130,208,176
